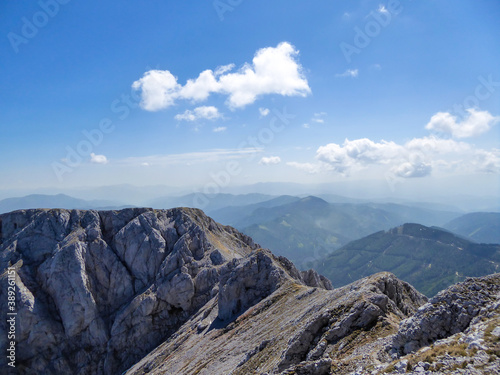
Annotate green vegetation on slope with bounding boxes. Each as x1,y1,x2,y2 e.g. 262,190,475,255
314,223,500,297
231,197,461,269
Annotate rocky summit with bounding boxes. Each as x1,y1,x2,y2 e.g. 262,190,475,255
0,208,499,375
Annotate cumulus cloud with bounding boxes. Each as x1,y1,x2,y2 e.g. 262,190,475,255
391,161,432,178
90,153,108,164
132,42,311,111
175,106,222,121
213,126,227,133
425,108,499,138
289,136,490,178
259,156,281,165
131,70,180,111
178,71,221,102
335,69,358,78
289,109,499,179
316,138,403,173
406,136,470,154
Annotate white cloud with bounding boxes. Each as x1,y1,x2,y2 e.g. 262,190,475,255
472,149,500,174
259,156,281,165
175,106,222,121
425,108,499,138
378,5,389,14
391,161,432,178
214,64,235,76
335,69,359,78
213,126,227,133
259,107,270,117
289,109,500,179
218,42,311,108
307,136,478,178
178,70,220,102
90,153,108,164
406,136,470,154
303,123,310,129
316,138,403,173
131,70,180,111
133,42,311,111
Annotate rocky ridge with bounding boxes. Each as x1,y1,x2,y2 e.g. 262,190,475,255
0,208,329,374
384,273,500,374
0,208,499,374
126,272,426,375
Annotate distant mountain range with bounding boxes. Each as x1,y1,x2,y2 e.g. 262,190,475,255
0,194,132,214
209,196,463,268
313,223,500,297
443,212,500,244
146,193,276,212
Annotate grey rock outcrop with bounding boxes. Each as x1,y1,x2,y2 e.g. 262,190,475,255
391,273,500,355
382,273,500,374
0,208,256,374
0,208,332,375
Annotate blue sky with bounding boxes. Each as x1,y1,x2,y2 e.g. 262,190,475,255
1,0,499,200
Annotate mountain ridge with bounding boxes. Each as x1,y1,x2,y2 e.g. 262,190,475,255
1,208,499,374
314,223,500,297
0,207,330,374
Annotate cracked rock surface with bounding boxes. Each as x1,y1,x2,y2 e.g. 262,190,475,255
0,208,258,373
1,208,499,375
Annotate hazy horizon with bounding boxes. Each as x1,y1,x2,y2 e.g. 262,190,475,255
0,179,498,212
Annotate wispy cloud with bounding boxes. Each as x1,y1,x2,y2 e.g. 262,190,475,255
132,42,311,111
213,126,227,133
377,4,389,14
286,162,324,174
116,148,263,167
311,112,327,124
335,69,359,78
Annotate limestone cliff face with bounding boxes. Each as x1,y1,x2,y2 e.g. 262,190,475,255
0,208,327,374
